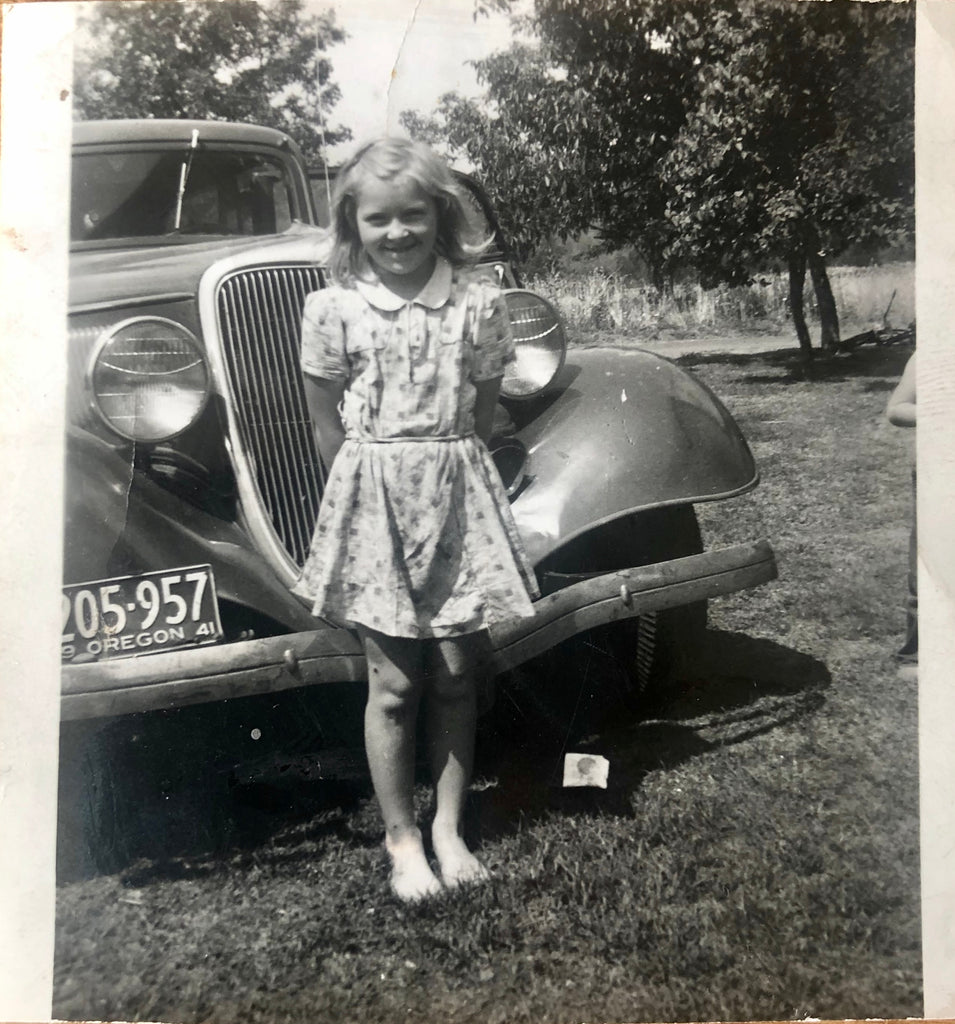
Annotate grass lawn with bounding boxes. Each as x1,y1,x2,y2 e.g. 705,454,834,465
53,340,921,1023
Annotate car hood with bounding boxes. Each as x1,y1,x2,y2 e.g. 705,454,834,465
69,224,323,311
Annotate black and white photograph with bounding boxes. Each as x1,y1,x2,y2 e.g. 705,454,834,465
2,0,954,1021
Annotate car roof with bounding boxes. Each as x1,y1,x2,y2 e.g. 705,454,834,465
73,119,297,149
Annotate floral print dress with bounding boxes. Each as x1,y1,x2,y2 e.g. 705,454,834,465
293,257,540,638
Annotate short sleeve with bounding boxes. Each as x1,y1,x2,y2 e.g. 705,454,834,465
470,283,514,382
300,289,347,381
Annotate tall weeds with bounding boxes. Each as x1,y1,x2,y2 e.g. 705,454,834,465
526,262,914,340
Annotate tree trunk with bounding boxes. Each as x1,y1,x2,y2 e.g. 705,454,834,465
787,250,814,361
807,249,840,350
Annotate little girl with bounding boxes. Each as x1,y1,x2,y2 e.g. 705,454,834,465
293,138,539,901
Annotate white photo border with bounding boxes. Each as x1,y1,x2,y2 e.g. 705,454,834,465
2,0,953,1019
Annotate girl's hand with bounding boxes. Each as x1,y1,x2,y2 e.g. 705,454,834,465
474,376,503,443
304,375,347,467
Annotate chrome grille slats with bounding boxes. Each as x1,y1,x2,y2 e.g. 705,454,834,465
250,269,321,560
221,277,297,535
216,264,324,567
236,273,308,550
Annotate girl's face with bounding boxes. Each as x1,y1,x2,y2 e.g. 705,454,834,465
354,174,438,290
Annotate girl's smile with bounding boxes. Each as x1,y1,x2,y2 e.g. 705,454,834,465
355,175,438,293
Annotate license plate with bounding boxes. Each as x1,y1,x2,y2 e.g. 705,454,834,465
62,565,223,665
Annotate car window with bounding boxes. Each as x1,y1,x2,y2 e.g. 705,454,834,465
456,179,507,260
71,148,299,243
458,187,492,236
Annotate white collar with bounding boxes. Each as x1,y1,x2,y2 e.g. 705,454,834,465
354,257,453,312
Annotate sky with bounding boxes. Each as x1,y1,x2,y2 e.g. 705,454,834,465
310,0,518,161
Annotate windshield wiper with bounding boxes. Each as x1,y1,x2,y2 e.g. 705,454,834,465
172,129,199,232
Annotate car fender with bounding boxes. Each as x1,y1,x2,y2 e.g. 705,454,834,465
63,427,135,585
63,427,316,631
509,347,758,564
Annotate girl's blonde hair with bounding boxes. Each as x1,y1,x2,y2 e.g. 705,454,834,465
325,137,492,284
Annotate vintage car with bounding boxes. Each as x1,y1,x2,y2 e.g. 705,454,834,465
63,118,776,743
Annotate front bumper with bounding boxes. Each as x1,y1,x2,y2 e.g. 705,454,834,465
61,539,776,720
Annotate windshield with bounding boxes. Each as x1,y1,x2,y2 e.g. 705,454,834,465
71,148,300,244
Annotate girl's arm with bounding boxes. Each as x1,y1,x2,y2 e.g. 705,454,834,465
304,374,347,468
887,353,917,428
473,376,502,444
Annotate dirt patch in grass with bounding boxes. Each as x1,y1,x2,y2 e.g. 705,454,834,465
53,344,921,1023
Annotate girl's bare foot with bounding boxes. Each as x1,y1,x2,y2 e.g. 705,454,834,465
432,828,490,889
385,830,443,902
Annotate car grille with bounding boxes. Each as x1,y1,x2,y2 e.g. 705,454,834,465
216,265,324,568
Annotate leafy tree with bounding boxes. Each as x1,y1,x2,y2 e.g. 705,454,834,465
655,0,913,352
73,0,350,163
405,0,914,355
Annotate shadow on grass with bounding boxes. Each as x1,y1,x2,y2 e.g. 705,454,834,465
676,344,912,384
57,630,828,885
861,378,897,394
468,629,830,839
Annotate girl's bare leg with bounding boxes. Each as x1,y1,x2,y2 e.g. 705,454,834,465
427,632,491,888
360,627,442,901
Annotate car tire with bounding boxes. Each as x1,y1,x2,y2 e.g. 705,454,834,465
605,596,708,709
57,708,240,879
57,718,141,879
57,692,358,880
603,504,708,709
492,506,708,745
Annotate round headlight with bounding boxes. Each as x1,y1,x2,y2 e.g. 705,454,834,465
88,317,209,443
501,290,567,399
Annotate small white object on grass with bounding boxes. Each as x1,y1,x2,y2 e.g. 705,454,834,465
562,753,610,789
